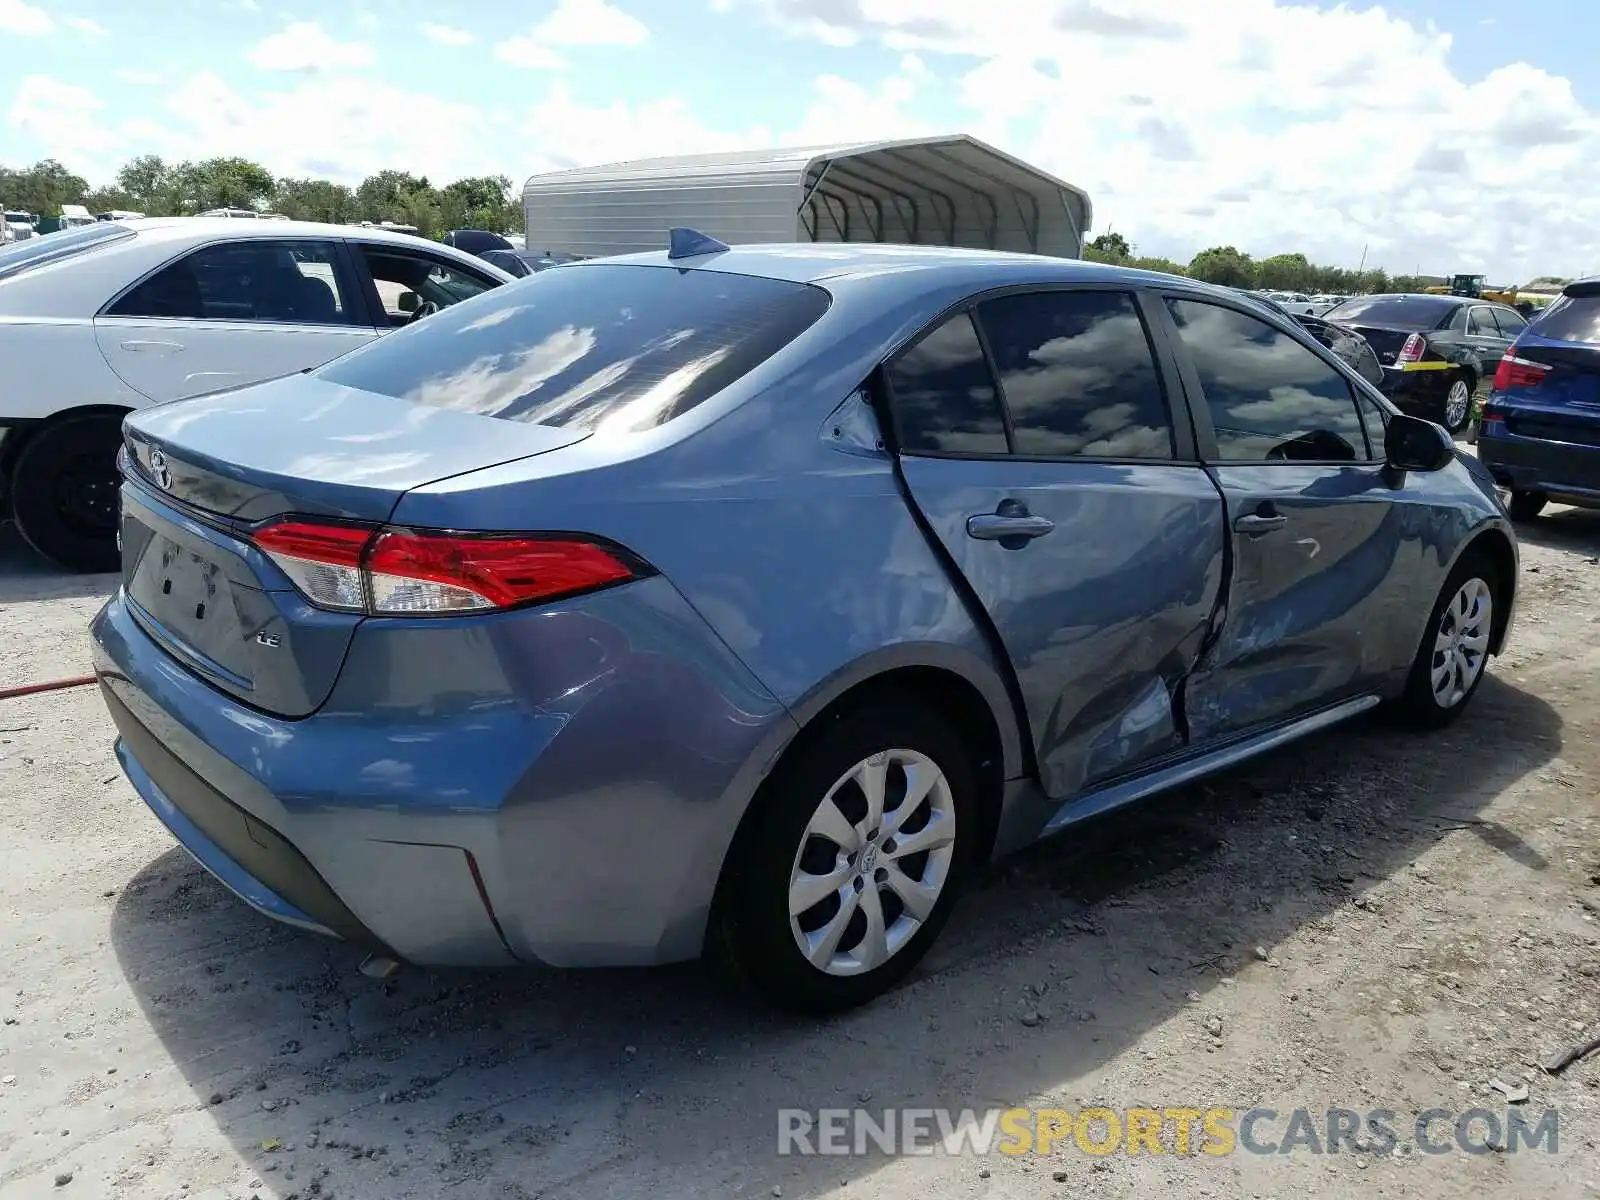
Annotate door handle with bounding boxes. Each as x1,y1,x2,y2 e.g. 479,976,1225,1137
120,339,184,352
1234,512,1287,534
967,506,1055,543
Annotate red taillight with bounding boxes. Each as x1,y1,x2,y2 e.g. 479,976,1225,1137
1493,353,1550,391
1395,333,1426,365
249,519,640,616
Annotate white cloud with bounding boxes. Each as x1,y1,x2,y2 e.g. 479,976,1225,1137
6,75,120,171
422,23,476,46
67,15,103,34
247,22,374,72
497,0,649,69
114,69,163,86
0,0,51,35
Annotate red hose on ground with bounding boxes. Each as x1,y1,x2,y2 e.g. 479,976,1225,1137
0,675,98,700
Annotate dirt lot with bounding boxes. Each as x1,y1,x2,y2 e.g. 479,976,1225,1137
2,511,1599,1200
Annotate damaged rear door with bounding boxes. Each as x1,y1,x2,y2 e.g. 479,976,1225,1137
884,287,1227,799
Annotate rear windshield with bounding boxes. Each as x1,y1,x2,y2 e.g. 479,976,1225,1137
1529,295,1600,345
0,222,134,282
1322,294,1457,329
317,263,831,433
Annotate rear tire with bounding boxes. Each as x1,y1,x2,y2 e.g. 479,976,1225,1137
10,413,124,573
712,700,977,1013
1440,374,1474,434
1507,490,1548,521
1391,550,1497,729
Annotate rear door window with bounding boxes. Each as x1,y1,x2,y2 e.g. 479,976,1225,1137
885,312,1009,456
317,262,832,433
1495,307,1528,337
108,239,355,325
1468,307,1500,336
1165,297,1370,462
973,290,1174,458
355,244,500,326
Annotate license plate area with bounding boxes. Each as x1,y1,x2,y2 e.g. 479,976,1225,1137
125,523,252,685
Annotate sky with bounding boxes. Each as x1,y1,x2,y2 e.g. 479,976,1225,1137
3,0,1597,282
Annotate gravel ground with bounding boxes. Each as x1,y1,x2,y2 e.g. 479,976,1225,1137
2,512,1599,1199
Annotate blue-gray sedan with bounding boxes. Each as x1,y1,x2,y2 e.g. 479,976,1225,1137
92,242,1518,1011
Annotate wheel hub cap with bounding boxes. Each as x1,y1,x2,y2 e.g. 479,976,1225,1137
1446,381,1471,427
786,748,957,978
1431,577,1492,708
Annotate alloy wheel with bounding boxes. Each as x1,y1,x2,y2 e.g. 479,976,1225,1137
1444,379,1472,430
786,749,957,977
1431,577,1492,708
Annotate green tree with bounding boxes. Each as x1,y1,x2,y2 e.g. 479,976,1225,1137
271,177,357,223
175,157,275,212
1088,231,1131,261
438,174,518,233
1256,252,1313,291
1188,245,1255,288
115,155,181,214
1129,255,1187,276
0,159,89,215
355,170,432,222
82,186,136,213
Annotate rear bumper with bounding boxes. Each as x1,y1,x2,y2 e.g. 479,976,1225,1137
1478,423,1600,503
92,579,797,969
1378,365,1455,420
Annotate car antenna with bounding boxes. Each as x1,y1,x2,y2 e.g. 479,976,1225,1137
667,227,730,260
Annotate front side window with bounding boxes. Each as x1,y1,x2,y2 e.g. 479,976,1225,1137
108,239,353,324
974,290,1174,459
885,312,1009,456
357,245,499,327
1165,298,1368,463
317,262,831,433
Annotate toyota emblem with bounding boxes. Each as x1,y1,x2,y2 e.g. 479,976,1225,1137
148,448,172,490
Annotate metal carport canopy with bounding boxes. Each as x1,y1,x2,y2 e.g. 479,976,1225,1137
520,134,1093,259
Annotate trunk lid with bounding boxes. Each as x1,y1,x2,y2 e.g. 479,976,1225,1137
119,375,589,717
1338,322,1414,366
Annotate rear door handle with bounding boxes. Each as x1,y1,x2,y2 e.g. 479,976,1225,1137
967,512,1056,542
120,339,184,352
1234,512,1287,534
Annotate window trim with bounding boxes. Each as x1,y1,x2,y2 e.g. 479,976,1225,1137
350,240,501,330
97,235,365,328
878,282,1199,466
1155,290,1381,468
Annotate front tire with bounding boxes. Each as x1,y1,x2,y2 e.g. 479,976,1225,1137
712,701,977,1013
10,413,124,573
1440,374,1474,434
1392,551,1497,729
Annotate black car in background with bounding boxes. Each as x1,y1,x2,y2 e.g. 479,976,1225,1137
479,248,584,278
1322,293,1529,432
1234,289,1385,389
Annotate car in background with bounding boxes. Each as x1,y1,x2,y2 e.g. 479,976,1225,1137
1478,277,1600,520
3,211,36,242
0,218,512,571
1309,293,1347,316
92,241,1516,1013
1322,293,1528,433
480,248,583,277
1264,290,1317,316
1233,290,1383,389
442,228,514,256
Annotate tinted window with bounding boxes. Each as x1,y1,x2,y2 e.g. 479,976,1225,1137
1495,306,1528,335
1323,294,1458,329
886,312,1008,456
318,263,831,433
110,239,353,324
1468,308,1500,336
1166,298,1368,462
1530,295,1600,344
975,290,1173,458
357,245,499,327
0,222,133,282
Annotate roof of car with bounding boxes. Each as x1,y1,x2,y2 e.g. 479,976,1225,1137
115,217,445,249
576,243,1201,290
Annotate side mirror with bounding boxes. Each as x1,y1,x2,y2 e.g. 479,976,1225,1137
1385,412,1454,473
397,291,419,313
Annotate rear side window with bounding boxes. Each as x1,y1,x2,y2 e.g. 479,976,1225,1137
1531,295,1600,344
1468,308,1500,336
317,263,830,433
108,239,355,325
1166,298,1368,463
974,290,1174,458
0,222,133,282
885,312,1008,456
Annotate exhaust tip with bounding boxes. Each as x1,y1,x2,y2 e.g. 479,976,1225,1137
358,953,403,981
